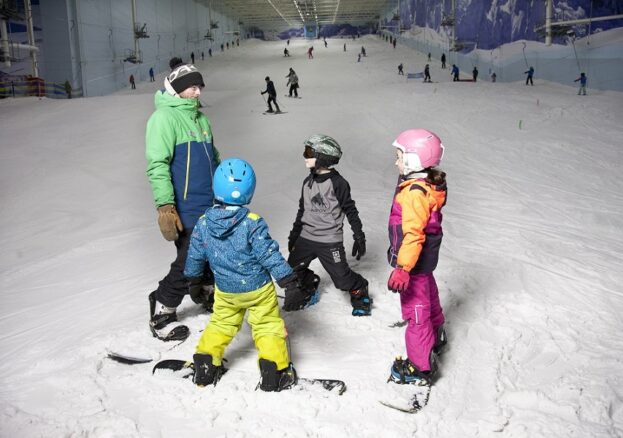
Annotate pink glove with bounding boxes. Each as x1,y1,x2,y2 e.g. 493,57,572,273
387,268,410,293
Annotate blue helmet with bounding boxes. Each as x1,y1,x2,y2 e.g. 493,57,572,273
213,158,256,205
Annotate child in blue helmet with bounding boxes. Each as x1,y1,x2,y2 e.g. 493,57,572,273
185,158,305,391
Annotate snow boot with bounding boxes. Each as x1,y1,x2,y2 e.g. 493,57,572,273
258,359,297,392
149,291,177,330
306,274,320,306
433,325,447,355
293,265,320,307
193,353,226,387
389,354,437,386
350,285,372,316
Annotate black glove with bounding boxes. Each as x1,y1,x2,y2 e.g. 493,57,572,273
188,277,204,303
352,234,366,260
278,273,309,311
188,277,215,312
288,230,300,253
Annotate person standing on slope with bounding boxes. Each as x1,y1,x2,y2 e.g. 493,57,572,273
285,135,371,317
387,129,448,387
145,61,219,341
186,158,304,391
286,68,299,98
261,76,281,113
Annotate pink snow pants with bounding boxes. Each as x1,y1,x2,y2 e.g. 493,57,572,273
400,272,444,371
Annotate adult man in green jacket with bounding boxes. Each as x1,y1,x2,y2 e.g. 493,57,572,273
145,62,220,340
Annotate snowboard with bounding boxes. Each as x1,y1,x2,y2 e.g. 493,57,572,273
262,111,288,115
107,325,191,365
108,351,153,364
152,359,346,395
379,381,432,413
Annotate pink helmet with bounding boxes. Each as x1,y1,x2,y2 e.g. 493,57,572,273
393,129,444,173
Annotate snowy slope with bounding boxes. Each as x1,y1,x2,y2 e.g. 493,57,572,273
1,36,622,437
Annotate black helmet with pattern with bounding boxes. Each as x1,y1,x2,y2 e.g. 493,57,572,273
303,134,342,168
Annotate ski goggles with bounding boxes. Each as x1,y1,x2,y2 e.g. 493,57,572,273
303,146,316,159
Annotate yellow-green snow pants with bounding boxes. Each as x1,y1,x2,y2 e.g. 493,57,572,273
195,281,290,370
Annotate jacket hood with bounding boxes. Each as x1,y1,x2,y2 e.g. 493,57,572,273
204,206,249,238
154,89,200,113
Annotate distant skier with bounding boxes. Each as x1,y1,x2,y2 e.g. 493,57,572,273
361,46,366,57
129,74,136,89
393,39,396,49
424,64,431,82
398,63,404,75
286,134,371,316
451,64,459,82
185,158,303,391
491,72,497,82
149,67,155,82
201,51,204,60
472,66,478,82
287,39,290,45
441,53,446,69
324,39,328,48
525,66,534,86
261,76,281,113
427,52,431,62
208,48,212,57
286,67,299,97
307,46,314,59
344,43,346,52
190,52,195,64
574,72,587,95
284,47,290,57
387,129,447,387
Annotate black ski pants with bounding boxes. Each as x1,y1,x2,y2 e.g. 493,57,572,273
288,236,367,293
156,228,213,308
267,95,280,112
288,84,298,97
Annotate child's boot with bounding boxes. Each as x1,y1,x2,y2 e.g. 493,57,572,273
193,353,226,386
350,285,372,316
389,354,438,386
258,359,298,392
292,265,321,307
304,273,321,307
433,325,447,355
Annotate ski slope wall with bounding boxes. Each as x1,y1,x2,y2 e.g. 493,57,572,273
38,0,240,97
380,1,623,91
394,27,623,92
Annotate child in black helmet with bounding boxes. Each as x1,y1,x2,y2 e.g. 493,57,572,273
285,134,372,316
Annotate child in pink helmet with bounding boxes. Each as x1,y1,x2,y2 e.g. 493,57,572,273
387,129,448,386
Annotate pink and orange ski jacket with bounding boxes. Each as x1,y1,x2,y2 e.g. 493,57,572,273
387,176,447,273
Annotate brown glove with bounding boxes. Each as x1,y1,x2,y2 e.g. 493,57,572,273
157,204,183,241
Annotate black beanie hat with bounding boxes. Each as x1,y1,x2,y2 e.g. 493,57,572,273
165,64,205,95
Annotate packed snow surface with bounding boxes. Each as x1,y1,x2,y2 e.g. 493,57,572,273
1,35,622,437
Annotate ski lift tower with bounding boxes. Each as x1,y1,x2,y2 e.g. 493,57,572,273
441,0,457,51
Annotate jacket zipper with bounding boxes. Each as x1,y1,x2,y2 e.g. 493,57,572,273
184,141,190,200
